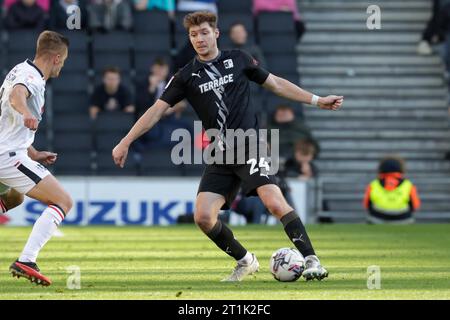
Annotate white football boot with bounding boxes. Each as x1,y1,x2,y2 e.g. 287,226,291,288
303,255,328,281
221,253,259,282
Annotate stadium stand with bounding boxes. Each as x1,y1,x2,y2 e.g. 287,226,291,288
33,113,49,151
256,10,302,118
139,147,184,176
217,0,252,14
133,10,171,81
5,30,40,70
92,31,132,75
52,113,94,175
4,1,448,222
93,112,138,176
51,30,90,115
297,0,450,222
0,2,304,180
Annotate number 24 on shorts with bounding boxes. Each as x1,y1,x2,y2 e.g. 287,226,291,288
247,158,270,176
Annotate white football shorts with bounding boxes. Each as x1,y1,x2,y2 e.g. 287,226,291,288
0,151,50,194
0,182,10,195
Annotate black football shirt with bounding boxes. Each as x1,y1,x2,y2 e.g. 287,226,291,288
159,49,270,140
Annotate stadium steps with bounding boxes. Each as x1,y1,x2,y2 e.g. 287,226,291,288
318,151,445,160
297,0,450,222
334,99,446,108
301,33,422,44
299,66,445,76
306,109,448,118
303,77,445,87
300,12,431,23
321,179,450,193
300,1,430,10
312,88,448,98
301,55,442,65
315,160,450,172
313,130,450,139
308,120,449,129
306,22,425,32
320,140,450,152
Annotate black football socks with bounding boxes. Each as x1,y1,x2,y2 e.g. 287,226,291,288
206,220,247,260
280,211,316,257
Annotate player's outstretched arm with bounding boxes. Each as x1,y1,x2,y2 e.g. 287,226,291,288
112,99,170,168
27,146,57,165
9,84,38,130
262,73,344,111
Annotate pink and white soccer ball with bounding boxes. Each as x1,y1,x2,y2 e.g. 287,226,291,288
270,248,305,282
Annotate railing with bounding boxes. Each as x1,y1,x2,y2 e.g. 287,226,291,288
314,177,450,223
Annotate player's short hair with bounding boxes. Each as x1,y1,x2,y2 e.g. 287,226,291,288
183,11,218,31
294,139,316,156
378,156,405,174
103,66,121,76
36,30,69,57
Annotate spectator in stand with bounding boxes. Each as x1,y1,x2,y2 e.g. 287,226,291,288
49,0,87,30
417,0,450,55
284,138,318,181
87,0,133,32
3,0,49,11
136,57,176,117
134,58,190,149
135,58,169,112
4,0,47,30
230,190,269,224
176,0,217,14
253,0,306,40
363,156,421,224
268,104,318,160
228,22,267,68
89,66,135,120
133,0,175,18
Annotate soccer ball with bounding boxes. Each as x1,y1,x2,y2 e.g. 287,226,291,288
269,248,305,282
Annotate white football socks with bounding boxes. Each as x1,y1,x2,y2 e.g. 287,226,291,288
19,205,65,263
237,252,253,265
0,199,7,214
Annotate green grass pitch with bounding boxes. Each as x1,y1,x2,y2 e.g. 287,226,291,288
0,224,449,300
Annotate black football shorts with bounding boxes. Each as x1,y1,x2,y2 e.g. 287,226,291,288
197,156,278,210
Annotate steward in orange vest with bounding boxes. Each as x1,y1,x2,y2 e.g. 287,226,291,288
363,157,420,224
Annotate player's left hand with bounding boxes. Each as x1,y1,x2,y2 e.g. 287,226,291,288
318,95,344,111
34,151,58,165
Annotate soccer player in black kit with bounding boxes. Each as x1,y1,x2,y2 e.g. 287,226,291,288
113,12,343,281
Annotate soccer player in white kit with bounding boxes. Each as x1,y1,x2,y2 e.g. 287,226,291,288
0,147,58,217
0,31,72,286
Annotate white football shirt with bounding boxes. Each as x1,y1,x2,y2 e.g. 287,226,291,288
0,59,46,155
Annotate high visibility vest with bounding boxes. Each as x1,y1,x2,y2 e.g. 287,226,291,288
369,179,413,214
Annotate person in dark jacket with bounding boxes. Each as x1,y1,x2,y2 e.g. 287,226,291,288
5,0,46,30
228,22,267,69
268,104,318,160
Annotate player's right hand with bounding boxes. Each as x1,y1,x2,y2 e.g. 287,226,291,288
23,113,38,131
318,95,344,111
112,142,129,168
